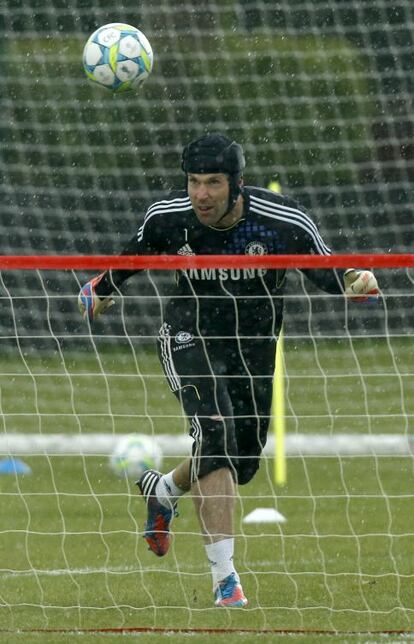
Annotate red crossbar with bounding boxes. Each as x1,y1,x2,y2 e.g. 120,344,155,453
0,254,412,270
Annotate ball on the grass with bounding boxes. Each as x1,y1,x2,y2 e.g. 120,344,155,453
109,434,162,478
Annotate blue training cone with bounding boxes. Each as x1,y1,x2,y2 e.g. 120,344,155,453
0,458,32,475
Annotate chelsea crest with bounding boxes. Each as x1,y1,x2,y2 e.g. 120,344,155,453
245,241,268,255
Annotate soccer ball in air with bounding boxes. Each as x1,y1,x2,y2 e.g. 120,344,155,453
109,434,163,479
83,23,153,92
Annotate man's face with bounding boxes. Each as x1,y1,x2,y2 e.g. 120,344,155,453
187,172,230,227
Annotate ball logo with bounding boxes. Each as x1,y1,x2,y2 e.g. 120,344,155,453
175,331,193,344
245,241,268,256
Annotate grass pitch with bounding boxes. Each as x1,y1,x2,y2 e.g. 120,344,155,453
0,337,413,641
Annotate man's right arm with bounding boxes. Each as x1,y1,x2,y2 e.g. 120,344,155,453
95,233,146,297
78,230,148,322
78,191,187,322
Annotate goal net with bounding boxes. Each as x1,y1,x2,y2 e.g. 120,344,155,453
0,255,413,636
1,0,414,636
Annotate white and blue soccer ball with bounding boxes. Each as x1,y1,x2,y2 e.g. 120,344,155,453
83,23,153,92
109,434,163,479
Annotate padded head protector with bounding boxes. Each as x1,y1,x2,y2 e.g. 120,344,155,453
182,133,245,214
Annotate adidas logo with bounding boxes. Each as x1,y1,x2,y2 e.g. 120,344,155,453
177,244,195,256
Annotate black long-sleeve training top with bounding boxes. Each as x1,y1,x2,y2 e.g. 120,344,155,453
96,186,344,339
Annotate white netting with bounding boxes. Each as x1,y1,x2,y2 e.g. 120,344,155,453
1,0,414,634
0,266,413,633
2,1,413,338
2,1,414,254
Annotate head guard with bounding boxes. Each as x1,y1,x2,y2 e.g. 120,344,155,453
181,133,245,215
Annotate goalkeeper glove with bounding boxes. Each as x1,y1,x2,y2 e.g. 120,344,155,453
78,273,114,322
343,269,379,302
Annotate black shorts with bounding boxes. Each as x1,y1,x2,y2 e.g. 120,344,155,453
157,321,275,485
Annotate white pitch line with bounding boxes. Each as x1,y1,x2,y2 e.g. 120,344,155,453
0,433,412,456
0,563,218,580
0,565,138,580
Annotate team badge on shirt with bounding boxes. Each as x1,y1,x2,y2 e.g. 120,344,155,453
245,241,268,255
175,331,193,343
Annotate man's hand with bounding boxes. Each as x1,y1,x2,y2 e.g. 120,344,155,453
78,273,114,322
344,269,379,302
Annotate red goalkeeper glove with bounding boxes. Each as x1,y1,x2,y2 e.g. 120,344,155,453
343,269,379,302
78,273,114,322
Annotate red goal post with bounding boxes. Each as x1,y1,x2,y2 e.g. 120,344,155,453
0,253,413,270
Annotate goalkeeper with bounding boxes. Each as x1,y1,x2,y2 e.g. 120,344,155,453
78,133,378,608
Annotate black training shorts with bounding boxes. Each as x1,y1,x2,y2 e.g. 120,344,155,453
157,321,276,484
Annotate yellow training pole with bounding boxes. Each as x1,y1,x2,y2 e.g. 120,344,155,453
266,176,286,485
272,327,286,485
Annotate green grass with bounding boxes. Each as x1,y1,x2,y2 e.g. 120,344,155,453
0,338,413,641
